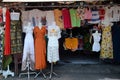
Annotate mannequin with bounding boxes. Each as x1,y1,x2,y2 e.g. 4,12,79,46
92,30,101,52
21,22,35,71
47,21,61,63
47,21,61,79
34,21,47,78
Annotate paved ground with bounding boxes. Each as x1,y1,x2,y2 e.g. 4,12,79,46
1,62,120,80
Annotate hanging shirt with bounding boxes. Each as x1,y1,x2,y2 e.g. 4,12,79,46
54,9,64,29
46,10,55,27
84,7,92,20
76,7,85,20
99,8,105,20
62,8,72,29
70,9,81,27
88,10,100,24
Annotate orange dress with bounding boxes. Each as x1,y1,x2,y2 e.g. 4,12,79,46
34,26,46,70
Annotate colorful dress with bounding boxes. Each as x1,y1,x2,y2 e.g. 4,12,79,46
69,9,81,27
4,9,11,55
54,9,64,29
100,26,113,59
62,8,72,29
34,26,46,70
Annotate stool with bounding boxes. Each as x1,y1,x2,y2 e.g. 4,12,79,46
13,53,22,75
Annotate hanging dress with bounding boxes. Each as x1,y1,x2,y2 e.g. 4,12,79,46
62,8,72,29
34,26,46,70
21,25,35,71
47,23,61,63
54,9,64,29
100,25,113,59
4,9,11,55
69,9,81,27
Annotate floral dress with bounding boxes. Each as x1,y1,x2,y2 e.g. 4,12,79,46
100,26,113,59
47,23,61,63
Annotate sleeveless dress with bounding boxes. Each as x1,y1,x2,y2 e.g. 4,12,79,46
21,26,35,71
100,26,113,59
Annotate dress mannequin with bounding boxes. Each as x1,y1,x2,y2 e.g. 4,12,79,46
22,22,35,71
92,30,101,52
20,22,36,79
47,21,61,79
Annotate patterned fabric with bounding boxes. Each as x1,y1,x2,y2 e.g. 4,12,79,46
100,26,113,59
10,21,23,54
0,29,4,70
88,10,100,24
77,7,85,20
47,22,61,63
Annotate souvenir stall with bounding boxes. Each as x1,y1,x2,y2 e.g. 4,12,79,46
0,0,120,79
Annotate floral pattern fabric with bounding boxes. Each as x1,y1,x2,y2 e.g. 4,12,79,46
100,26,113,59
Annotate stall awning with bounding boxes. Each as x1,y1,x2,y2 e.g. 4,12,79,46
2,0,105,2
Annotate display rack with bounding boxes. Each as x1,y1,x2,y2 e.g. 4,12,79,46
2,65,14,79
19,55,37,80
34,69,46,79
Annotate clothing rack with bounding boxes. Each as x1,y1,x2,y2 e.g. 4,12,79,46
21,4,107,8
34,70,46,79
19,54,37,80
47,62,60,80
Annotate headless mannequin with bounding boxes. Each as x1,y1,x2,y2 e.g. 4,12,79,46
92,30,101,52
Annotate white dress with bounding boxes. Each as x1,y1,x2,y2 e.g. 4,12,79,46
47,23,61,63
21,26,35,71
92,31,101,52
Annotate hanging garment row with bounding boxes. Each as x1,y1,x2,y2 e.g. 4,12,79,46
21,5,120,32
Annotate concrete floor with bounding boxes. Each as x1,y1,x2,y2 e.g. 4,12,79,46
1,62,120,80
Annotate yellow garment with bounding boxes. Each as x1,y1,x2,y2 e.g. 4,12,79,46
100,26,113,59
54,9,64,29
64,38,78,51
